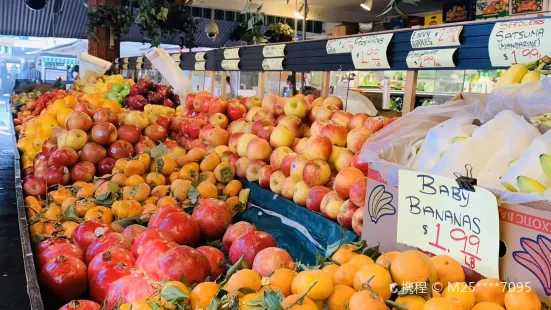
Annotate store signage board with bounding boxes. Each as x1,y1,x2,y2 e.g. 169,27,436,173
195,52,206,61
224,48,240,59
195,61,206,71
397,170,499,279
406,48,457,68
263,44,286,57
489,19,551,67
326,37,355,54
222,60,240,70
351,33,393,69
262,58,284,70
411,26,462,48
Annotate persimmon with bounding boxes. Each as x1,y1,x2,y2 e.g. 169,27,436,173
223,180,243,197
145,172,166,187
179,162,199,182
200,152,220,172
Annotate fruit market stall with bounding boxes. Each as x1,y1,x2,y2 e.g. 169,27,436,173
11,14,551,310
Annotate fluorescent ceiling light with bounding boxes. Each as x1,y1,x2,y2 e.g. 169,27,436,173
294,3,308,19
361,0,372,11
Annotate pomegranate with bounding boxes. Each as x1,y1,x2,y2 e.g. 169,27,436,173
85,232,132,264
137,239,177,281
158,212,201,246
148,204,180,229
122,224,148,244
222,221,256,251
58,300,101,310
104,271,157,310
229,231,277,266
87,248,135,281
39,255,87,304
252,247,295,277
35,238,71,257
71,220,114,251
131,228,174,257
192,198,233,241
38,243,84,267
89,261,133,303
156,246,211,284
197,246,226,280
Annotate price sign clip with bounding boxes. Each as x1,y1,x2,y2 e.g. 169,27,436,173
454,164,477,192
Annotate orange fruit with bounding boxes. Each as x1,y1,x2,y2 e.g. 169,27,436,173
325,285,355,310
196,182,218,199
43,205,62,221
75,199,96,217
169,171,180,183
422,297,462,310
144,196,159,205
115,158,129,171
50,188,73,205
352,264,393,300
145,172,166,187
170,179,192,201
376,251,400,269
322,264,339,280
213,162,236,184
471,302,505,310
137,153,151,169
125,175,145,187
158,155,178,175
64,95,78,108
198,171,217,185
390,250,437,286
124,159,145,176
430,255,465,288
223,180,243,197
473,279,506,305
102,99,121,113
76,183,95,199
178,148,207,166
239,293,261,310
442,282,475,310
261,268,295,297
281,294,318,310
151,185,170,198
161,281,191,305
348,254,375,266
291,270,333,301
314,300,323,310
331,245,358,264
226,196,240,210
157,196,177,208
84,206,113,224
190,282,219,310
228,269,261,296
333,263,362,287
200,152,221,172
393,295,425,310
503,285,541,310
111,173,127,186
179,163,199,182
122,183,151,202
348,290,388,310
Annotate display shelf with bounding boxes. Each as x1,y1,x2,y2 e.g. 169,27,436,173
356,88,458,97
115,15,547,73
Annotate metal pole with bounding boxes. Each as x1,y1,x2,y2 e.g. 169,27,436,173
294,0,298,41
302,0,307,41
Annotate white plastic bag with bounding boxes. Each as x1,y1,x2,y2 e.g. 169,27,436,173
145,48,192,98
78,52,111,86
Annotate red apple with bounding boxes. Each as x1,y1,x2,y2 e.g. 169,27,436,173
306,186,331,212
117,125,141,144
331,110,353,128
71,161,96,182
209,113,229,129
302,159,331,187
334,167,364,199
337,200,358,229
145,124,168,142
244,96,261,111
93,108,118,124
97,158,116,176
156,116,172,130
281,177,296,200
66,111,93,131
320,191,344,220
274,97,288,116
349,113,369,130
44,165,70,186
48,146,78,167
352,207,364,236
134,136,156,154
42,137,58,157
235,157,250,179
257,126,274,141
270,146,293,171
304,136,332,161
108,140,134,159
258,166,275,188
349,177,368,208
352,152,369,175
261,93,278,112
208,97,228,114
280,153,298,177
252,119,275,136
179,118,206,139
227,102,247,121
321,123,348,147
246,160,267,182
23,177,47,197
228,133,244,154
74,101,96,117
228,119,252,135
323,96,343,110
347,127,372,154
80,142,107,164
311,119,330,136
91,122,118,146
193,94,211,112
185,93,196,110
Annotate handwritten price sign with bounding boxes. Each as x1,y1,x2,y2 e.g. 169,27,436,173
406,49,457,68
411,26,463,48
489,19,551,66
326,37,356,54
352,33,393,69
221,60,240,71
194,61,206,71
224,48,240,59
397,170,499,279
263,44,286,58
262,58,284,70
195,52,206,61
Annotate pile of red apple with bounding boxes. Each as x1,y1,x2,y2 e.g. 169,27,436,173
125,79,180,111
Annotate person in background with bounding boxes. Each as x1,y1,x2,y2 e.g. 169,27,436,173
24,62,41,82
18,62,29,79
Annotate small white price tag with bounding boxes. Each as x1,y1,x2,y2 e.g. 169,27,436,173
122,58,129,64
221,60,240,70
136,56,144,63
411,26,462,48
263,44,286,57
406,48,457,68
489,19,551,66
351,34,393,69
136,63,143,70
195,61,206,71
262,58,284,70
122,64,128,70
171,54,181,62
224,48,240,59
326,37,356,54
195,52,206,61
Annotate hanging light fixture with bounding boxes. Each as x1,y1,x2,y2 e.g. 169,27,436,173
294,3,309,19
360,0,372,11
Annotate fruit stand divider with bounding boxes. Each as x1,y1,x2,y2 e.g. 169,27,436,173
11,109,45,310
235,179,359,265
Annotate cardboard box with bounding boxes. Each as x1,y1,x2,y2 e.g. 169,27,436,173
510,0,548,15
332,23,358,37
443,0,477,22
363,166,551,308
424,12,444,26
476,0,510,18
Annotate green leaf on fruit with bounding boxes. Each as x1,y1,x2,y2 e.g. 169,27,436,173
263,288,284,310
188,186,200,203
238,287,257,294
150,143,168,160
179,276,191,288
108,181,120,193
230,202,247,215
217,195,228,201
206,239,223,249
218,255,245,286
161,285,189,302
325,239,342,259
63,205,82,223
147,301,162,310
